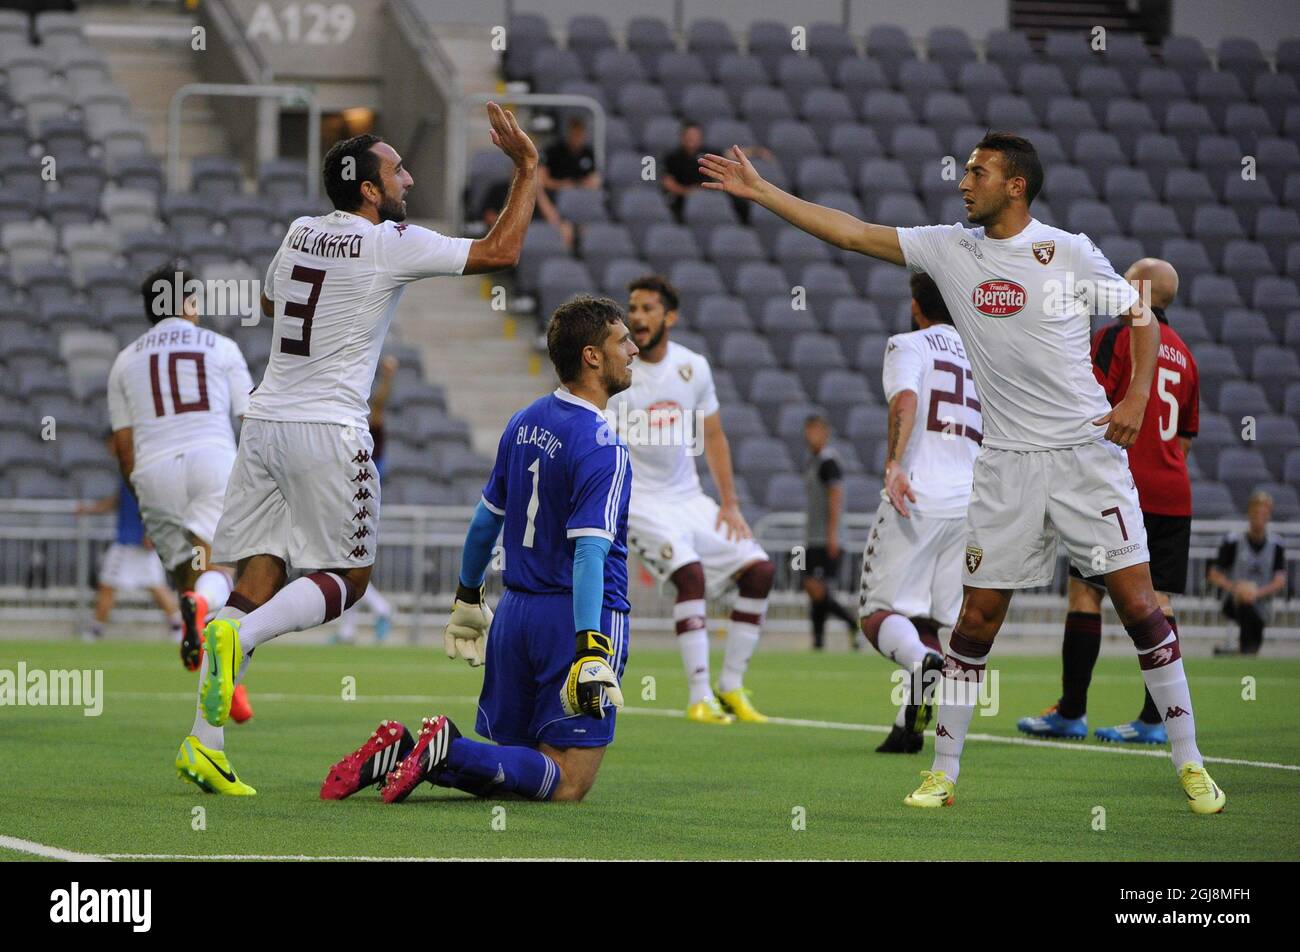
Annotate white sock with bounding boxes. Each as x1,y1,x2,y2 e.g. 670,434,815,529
190,606,248,750
239,573,348,650
167,614,182,641
931,671,980,782
677,628,711,704
1139,645,1202,770
194,570,231,611
894,704,908,728
337,607,357,642
362,584,391,617
877,613,928,670
718,619,761,693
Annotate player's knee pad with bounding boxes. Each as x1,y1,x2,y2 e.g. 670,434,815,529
737,559,774,598
670,562,706,602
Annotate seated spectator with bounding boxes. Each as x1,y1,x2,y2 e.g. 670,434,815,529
481,178,573,250
1207,490,1287,655
541,116,600,192
662,120,770,219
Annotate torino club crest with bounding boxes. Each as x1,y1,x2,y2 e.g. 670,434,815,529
1031,240,1056,265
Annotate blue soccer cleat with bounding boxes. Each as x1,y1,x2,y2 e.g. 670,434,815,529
1094,719,1167,745
1016,705,1087,739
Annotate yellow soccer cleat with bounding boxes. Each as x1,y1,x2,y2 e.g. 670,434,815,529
175,735,256,796
903,770,956,808
1179,762,1226,815
715,685,769,723
686,696,735,725
200,618,243,727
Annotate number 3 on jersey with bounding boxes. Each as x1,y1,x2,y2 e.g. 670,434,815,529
279,265,327,356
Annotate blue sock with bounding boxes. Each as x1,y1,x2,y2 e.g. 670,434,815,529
442,737,559,800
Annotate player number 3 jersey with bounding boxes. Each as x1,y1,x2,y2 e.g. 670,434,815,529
881,323,982,517
897,219,1139,451
249,210,472,429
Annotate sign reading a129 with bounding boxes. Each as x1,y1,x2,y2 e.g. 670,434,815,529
245,1,357,44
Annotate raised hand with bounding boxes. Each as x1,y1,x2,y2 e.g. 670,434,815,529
698,145,765,202
486,101,538,171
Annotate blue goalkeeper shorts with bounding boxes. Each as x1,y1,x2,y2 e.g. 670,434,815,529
475,589,630,749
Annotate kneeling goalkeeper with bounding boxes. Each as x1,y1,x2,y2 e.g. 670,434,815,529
323,296,638,802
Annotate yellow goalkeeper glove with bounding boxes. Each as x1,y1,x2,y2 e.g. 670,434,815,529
561,630,623,718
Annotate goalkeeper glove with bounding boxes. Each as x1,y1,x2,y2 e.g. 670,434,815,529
443,584,492,667
560,630,624,718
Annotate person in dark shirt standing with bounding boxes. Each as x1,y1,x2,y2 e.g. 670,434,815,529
801,414,857,650
1208,490,1287,655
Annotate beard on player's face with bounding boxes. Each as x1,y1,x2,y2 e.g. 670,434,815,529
377,191,407,223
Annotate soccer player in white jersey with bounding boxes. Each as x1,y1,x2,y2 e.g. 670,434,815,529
174,104,539,795
107,265,250,695
606,275,775,725
701,131,1225,813
860,272,981,755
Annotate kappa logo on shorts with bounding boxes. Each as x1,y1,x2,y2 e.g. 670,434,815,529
352,487,374,501
352,506,372,521
965,545,983,573
350,469,374,483
348,545,369,559
1031,240,1055,265
350,526,371,540
351,450,371,464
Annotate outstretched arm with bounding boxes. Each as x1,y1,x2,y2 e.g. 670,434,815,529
465,103,539,275
698,146,905,265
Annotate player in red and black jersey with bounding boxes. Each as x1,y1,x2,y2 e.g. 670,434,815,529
1018,258,1199,744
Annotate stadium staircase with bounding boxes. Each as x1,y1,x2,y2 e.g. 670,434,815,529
80,4,229,180
392,272,550,458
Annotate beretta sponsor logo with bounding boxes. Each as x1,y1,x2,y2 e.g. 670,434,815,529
972,279,1026,317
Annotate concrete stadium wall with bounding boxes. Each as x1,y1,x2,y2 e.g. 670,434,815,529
418,0,1009,40
1172,0,1300,56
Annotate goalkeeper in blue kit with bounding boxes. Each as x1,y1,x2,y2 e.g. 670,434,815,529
321,296,637,803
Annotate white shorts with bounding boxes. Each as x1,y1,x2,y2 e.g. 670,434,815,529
131,447,236,570
212,420,379,571
627,491,769,598
857,500,965,627
99,543,167,591
964,442,1149,589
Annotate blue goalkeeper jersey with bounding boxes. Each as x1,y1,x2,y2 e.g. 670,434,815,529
481,387,631,613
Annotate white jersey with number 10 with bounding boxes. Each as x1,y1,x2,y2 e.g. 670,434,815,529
881,322,982,518
247,210,472,429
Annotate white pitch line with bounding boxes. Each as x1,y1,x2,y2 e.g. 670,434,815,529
619,706,1300,771
100,854,591,862
105,694,1300,772
0,835,110,862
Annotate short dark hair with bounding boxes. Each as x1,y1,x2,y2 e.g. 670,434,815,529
680,119,701,132
547,295,626,383
141,262,197,324
910,272,952,325
973,131,1042,205
627,274,679,313
323,133,385,212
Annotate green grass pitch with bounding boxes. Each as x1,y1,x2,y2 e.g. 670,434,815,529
1,639,1296,861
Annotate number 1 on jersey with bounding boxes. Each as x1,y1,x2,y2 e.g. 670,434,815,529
522,458,541,548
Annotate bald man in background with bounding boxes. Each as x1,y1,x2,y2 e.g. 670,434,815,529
1018,258,1202,744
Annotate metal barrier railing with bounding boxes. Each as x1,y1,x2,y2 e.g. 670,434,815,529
167,83,320,197
0,500,1295,639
